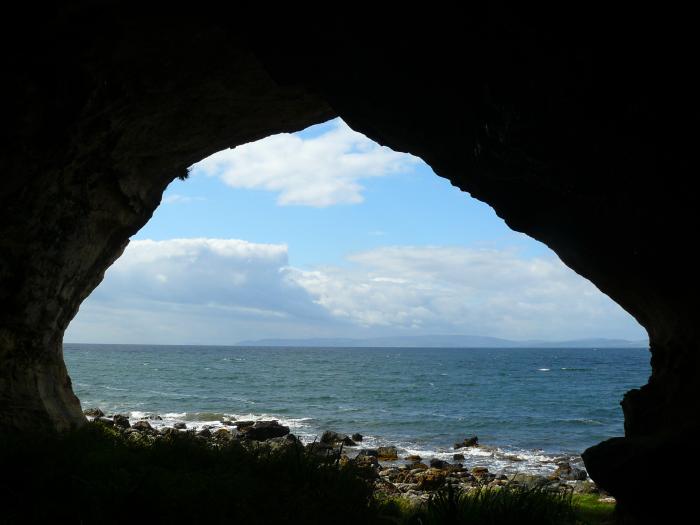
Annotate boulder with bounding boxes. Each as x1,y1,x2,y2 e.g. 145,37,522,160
454,436,479,449
351,433,363,442
235,420,255,429
405,454,422,462
267,434,302,452
239,420,289,441
306,441,334,456
113,414,130,429
197,427,212,438
430,458,449,469
213,428,233,441
95,416,114,427
355,453,379,468
453,453,465,461
320,430,356,446
510,473,549,486
377,446,398,460
553,462,588,481
132,420,153,432
174,422,187,430
471,466,490,478
416,468,447,490
83,408,104,417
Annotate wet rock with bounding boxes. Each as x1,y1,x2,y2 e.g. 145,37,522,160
113,414,130,429
240,420,290,441
160,427,179,437
174,422,187,430
235,420,255,429
377,446,398,460
95,416,114,427
354,453,379,468
221,418,236,426
267,433,301,452
357,448,378,457
453,453,465,460
510,473,549,486
471,466,490,478
553,462,588,481
132,420,153,432
454,436,479,449
351,433,363,442
213,428,233,441
306,441,334,456
374,479,400,495
405,454,422,462
320,430,356,446
83,408,104,417
430,458,449,469
197,428,212,438
416,468,447,490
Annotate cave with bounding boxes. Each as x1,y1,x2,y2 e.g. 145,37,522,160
1,6,696,522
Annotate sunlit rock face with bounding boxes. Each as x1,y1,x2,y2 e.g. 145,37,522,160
0,5,696,520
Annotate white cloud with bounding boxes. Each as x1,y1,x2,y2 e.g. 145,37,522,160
163,194,205,205
286,246,644,340
192,119,420,207
66,239,645,344
66,239,337,344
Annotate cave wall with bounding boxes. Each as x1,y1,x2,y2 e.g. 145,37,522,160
1,4,697,520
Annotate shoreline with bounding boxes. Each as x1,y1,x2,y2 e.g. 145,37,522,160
84,408,609,504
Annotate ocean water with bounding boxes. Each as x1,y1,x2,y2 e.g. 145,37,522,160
64,344,649,476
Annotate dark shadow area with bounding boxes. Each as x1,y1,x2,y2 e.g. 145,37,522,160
1,421,612,524
1,5,698,523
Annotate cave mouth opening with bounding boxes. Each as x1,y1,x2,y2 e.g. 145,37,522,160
62,117,649,479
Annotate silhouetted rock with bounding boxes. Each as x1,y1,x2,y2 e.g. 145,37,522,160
240,421,289,441
320,431,356,446
430,458,449,469
113,414,130,429
83,408,104,417
351,433,363,442
132,420,153,432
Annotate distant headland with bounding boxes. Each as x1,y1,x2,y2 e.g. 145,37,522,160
235,334,648,348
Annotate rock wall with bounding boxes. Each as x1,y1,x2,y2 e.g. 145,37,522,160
1,5,696,520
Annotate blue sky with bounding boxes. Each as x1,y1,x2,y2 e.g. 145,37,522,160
65,119,646,344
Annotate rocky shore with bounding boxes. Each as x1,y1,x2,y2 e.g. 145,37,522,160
84,408,612,505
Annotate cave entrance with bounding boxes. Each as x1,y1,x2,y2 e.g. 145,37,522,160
62,117,648,479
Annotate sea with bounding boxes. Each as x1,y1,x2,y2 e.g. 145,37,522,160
64,344,649,477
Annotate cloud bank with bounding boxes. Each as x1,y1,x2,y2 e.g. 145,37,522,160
66,238,645,344
193,119,420,207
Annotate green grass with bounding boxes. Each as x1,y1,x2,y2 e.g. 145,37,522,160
376,486,616,525
574,494,617,524
0,422,616,524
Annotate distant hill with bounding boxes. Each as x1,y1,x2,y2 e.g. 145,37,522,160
235,334,648,348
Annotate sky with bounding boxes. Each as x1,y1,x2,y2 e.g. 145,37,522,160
65,118,646,345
